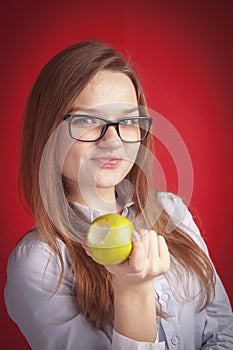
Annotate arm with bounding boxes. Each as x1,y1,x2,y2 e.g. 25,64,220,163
4,231,111,350
202,273,233,349
107,231,169,349
114,280,156,342
5,230,167,350
162,192,233,349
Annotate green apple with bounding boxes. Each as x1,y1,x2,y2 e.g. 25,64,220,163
87,214,134,265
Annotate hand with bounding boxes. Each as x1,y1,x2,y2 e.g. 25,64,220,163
106,230,170,285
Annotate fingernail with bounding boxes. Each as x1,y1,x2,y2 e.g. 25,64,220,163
140,229,148,236
132,230,141,241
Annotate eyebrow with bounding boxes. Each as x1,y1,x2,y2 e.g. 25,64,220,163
69,106,139,114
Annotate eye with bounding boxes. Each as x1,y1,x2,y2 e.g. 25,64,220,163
72,116,96,126
120,118,140,126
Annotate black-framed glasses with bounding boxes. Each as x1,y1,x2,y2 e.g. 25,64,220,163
63,114,152,143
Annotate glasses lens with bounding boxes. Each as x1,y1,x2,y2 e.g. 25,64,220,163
70,116,106,141
119,117,150,142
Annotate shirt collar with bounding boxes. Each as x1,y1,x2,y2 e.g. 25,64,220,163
70,200,135,224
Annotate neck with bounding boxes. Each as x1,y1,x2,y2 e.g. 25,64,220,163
67,184,121,214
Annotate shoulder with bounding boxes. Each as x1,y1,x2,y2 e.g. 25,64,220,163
6,228,74,292
8,228,69,265
156,191,185,214
156,191,208,253
7,229,51,271
11,228,51,256
156,191,189,225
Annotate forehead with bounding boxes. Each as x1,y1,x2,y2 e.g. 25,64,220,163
70,70,138,115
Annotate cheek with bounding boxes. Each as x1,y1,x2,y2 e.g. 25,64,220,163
118,144,140,177
124,143,141,163
62,143,83,181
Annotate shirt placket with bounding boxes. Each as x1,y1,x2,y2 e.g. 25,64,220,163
155,276,184,350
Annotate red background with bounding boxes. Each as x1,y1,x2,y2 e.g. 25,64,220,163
1,1,232,348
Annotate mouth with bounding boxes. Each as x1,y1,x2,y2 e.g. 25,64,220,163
91,157,123,168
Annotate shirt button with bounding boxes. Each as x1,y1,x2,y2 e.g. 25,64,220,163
171,336,179,345
161,293,169,302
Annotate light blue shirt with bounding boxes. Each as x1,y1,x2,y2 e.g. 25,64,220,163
4,192,233,349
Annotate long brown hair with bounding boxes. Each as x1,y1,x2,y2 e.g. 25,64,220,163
19,40,215,330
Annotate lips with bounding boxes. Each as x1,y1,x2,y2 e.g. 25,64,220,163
91,157,122,167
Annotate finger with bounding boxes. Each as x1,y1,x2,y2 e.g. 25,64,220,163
132,229,147,242
132,230,140,243
139,230,150,257
157,235,170,272
128,233,149,272
147,230,159,259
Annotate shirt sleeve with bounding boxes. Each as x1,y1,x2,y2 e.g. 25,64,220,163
4,232,112,350
161,192,233,349
4,231,166,350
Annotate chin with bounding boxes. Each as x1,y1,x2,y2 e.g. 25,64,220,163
95,180,119,189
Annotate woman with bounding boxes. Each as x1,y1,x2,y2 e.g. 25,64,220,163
4,40,233,349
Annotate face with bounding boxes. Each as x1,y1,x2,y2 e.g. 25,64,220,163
62,70,140,208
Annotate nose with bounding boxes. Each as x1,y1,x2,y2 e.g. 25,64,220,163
98,125,122,148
